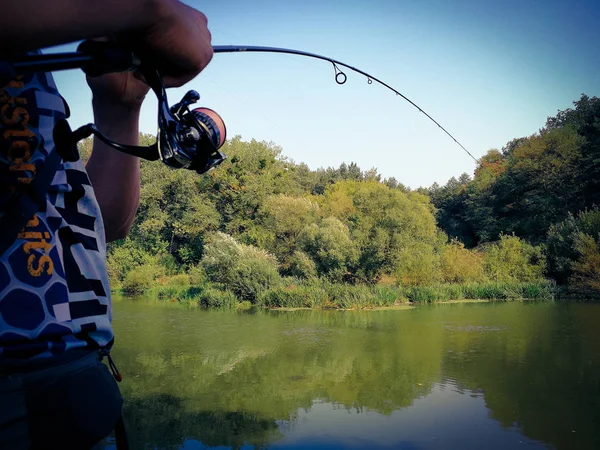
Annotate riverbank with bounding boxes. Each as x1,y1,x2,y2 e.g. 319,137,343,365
116,279,558,310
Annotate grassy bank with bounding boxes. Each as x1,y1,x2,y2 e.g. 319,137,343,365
130,279,557,310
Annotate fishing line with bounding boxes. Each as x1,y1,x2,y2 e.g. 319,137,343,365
213,45,477,162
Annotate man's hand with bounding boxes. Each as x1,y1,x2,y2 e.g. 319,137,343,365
83,0,214,242
86,63,150,109
125,0,213,88
87,0,213,107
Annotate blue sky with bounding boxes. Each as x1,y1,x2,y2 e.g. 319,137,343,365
50,0,600,188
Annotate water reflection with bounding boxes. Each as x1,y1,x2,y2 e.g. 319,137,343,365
105,298,600,450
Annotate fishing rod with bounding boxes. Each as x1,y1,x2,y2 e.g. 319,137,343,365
0,41,477,172
213,45,477,162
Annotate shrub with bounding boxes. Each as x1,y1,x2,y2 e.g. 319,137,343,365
154,285,201,303
188,264,208,286
441,240,487,283
202,232,282,302
162,274,191,287
258,283,329,308
547,207,600,283
569,232,600,296
394,240,442,286
106,239,162,287
122,264,161,294
197,288,238,309
482,234,545,282
298,217,358,282
287,250,318,280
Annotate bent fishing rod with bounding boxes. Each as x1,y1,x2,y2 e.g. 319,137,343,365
0,41,477,174
213,45,476,162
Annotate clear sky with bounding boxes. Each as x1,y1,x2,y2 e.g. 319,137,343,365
49,0,600,188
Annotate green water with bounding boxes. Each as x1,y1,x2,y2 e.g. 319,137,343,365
105,298,600,450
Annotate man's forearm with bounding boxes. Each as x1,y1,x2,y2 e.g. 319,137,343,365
85,102,141,242
0,0,165,55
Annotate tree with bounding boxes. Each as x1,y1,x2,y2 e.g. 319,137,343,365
298,217,358,282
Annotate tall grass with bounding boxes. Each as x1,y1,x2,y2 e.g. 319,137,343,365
402,280,556,303
259,280,556,308
146,276,556,309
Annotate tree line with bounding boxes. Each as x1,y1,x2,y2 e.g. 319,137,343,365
429,94,599,296
78,93,599,305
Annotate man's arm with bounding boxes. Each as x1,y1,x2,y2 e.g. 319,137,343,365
1,0,213,89
85,102,141,243
0,0,162,56
3,0,213,242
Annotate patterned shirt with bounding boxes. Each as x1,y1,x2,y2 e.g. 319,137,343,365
0,59,113,365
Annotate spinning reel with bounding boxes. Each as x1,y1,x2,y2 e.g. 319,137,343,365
1,40,227,174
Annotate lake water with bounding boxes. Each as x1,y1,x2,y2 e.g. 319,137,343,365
103,298,600,450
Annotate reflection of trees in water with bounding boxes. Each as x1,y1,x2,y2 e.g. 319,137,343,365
441,303,600,450
112,305,442,448
113,301,600,450
123,394,282,450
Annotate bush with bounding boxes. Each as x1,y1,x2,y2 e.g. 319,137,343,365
106,239,162,287
569,232,600,296
482,234,545,282
258,283,329,308
547,207,600,284
202,232,282,302
197,288,238,309
298,217,358,282
394,240,442,286
287,250,318,279
441,240,487,283
122,264,161,294
188,264,208,286
402,281,556,303
161,274,191,287
154,285,203,303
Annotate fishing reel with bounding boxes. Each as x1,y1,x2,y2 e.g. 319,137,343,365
2,40,228,174
126,63,227,173
158,89,226,172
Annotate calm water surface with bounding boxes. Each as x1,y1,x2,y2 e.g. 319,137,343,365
103,298,600,450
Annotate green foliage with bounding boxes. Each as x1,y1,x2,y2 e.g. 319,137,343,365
394,238,443,286
258,284,329,308
202,232,282,302
161,274,191,287
122,264,162,294
106,239,160,288
106,112,600,302
258,195,320,271
403,281,555,303
430,94,599,250
321,181,440,283
153,285,203,304
441,239,487,283
188,264,208,286
298,217,358,281
197,287,238,309
547,207,600,284
287,250,318,280
569,233,600,297
482,234,545,283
